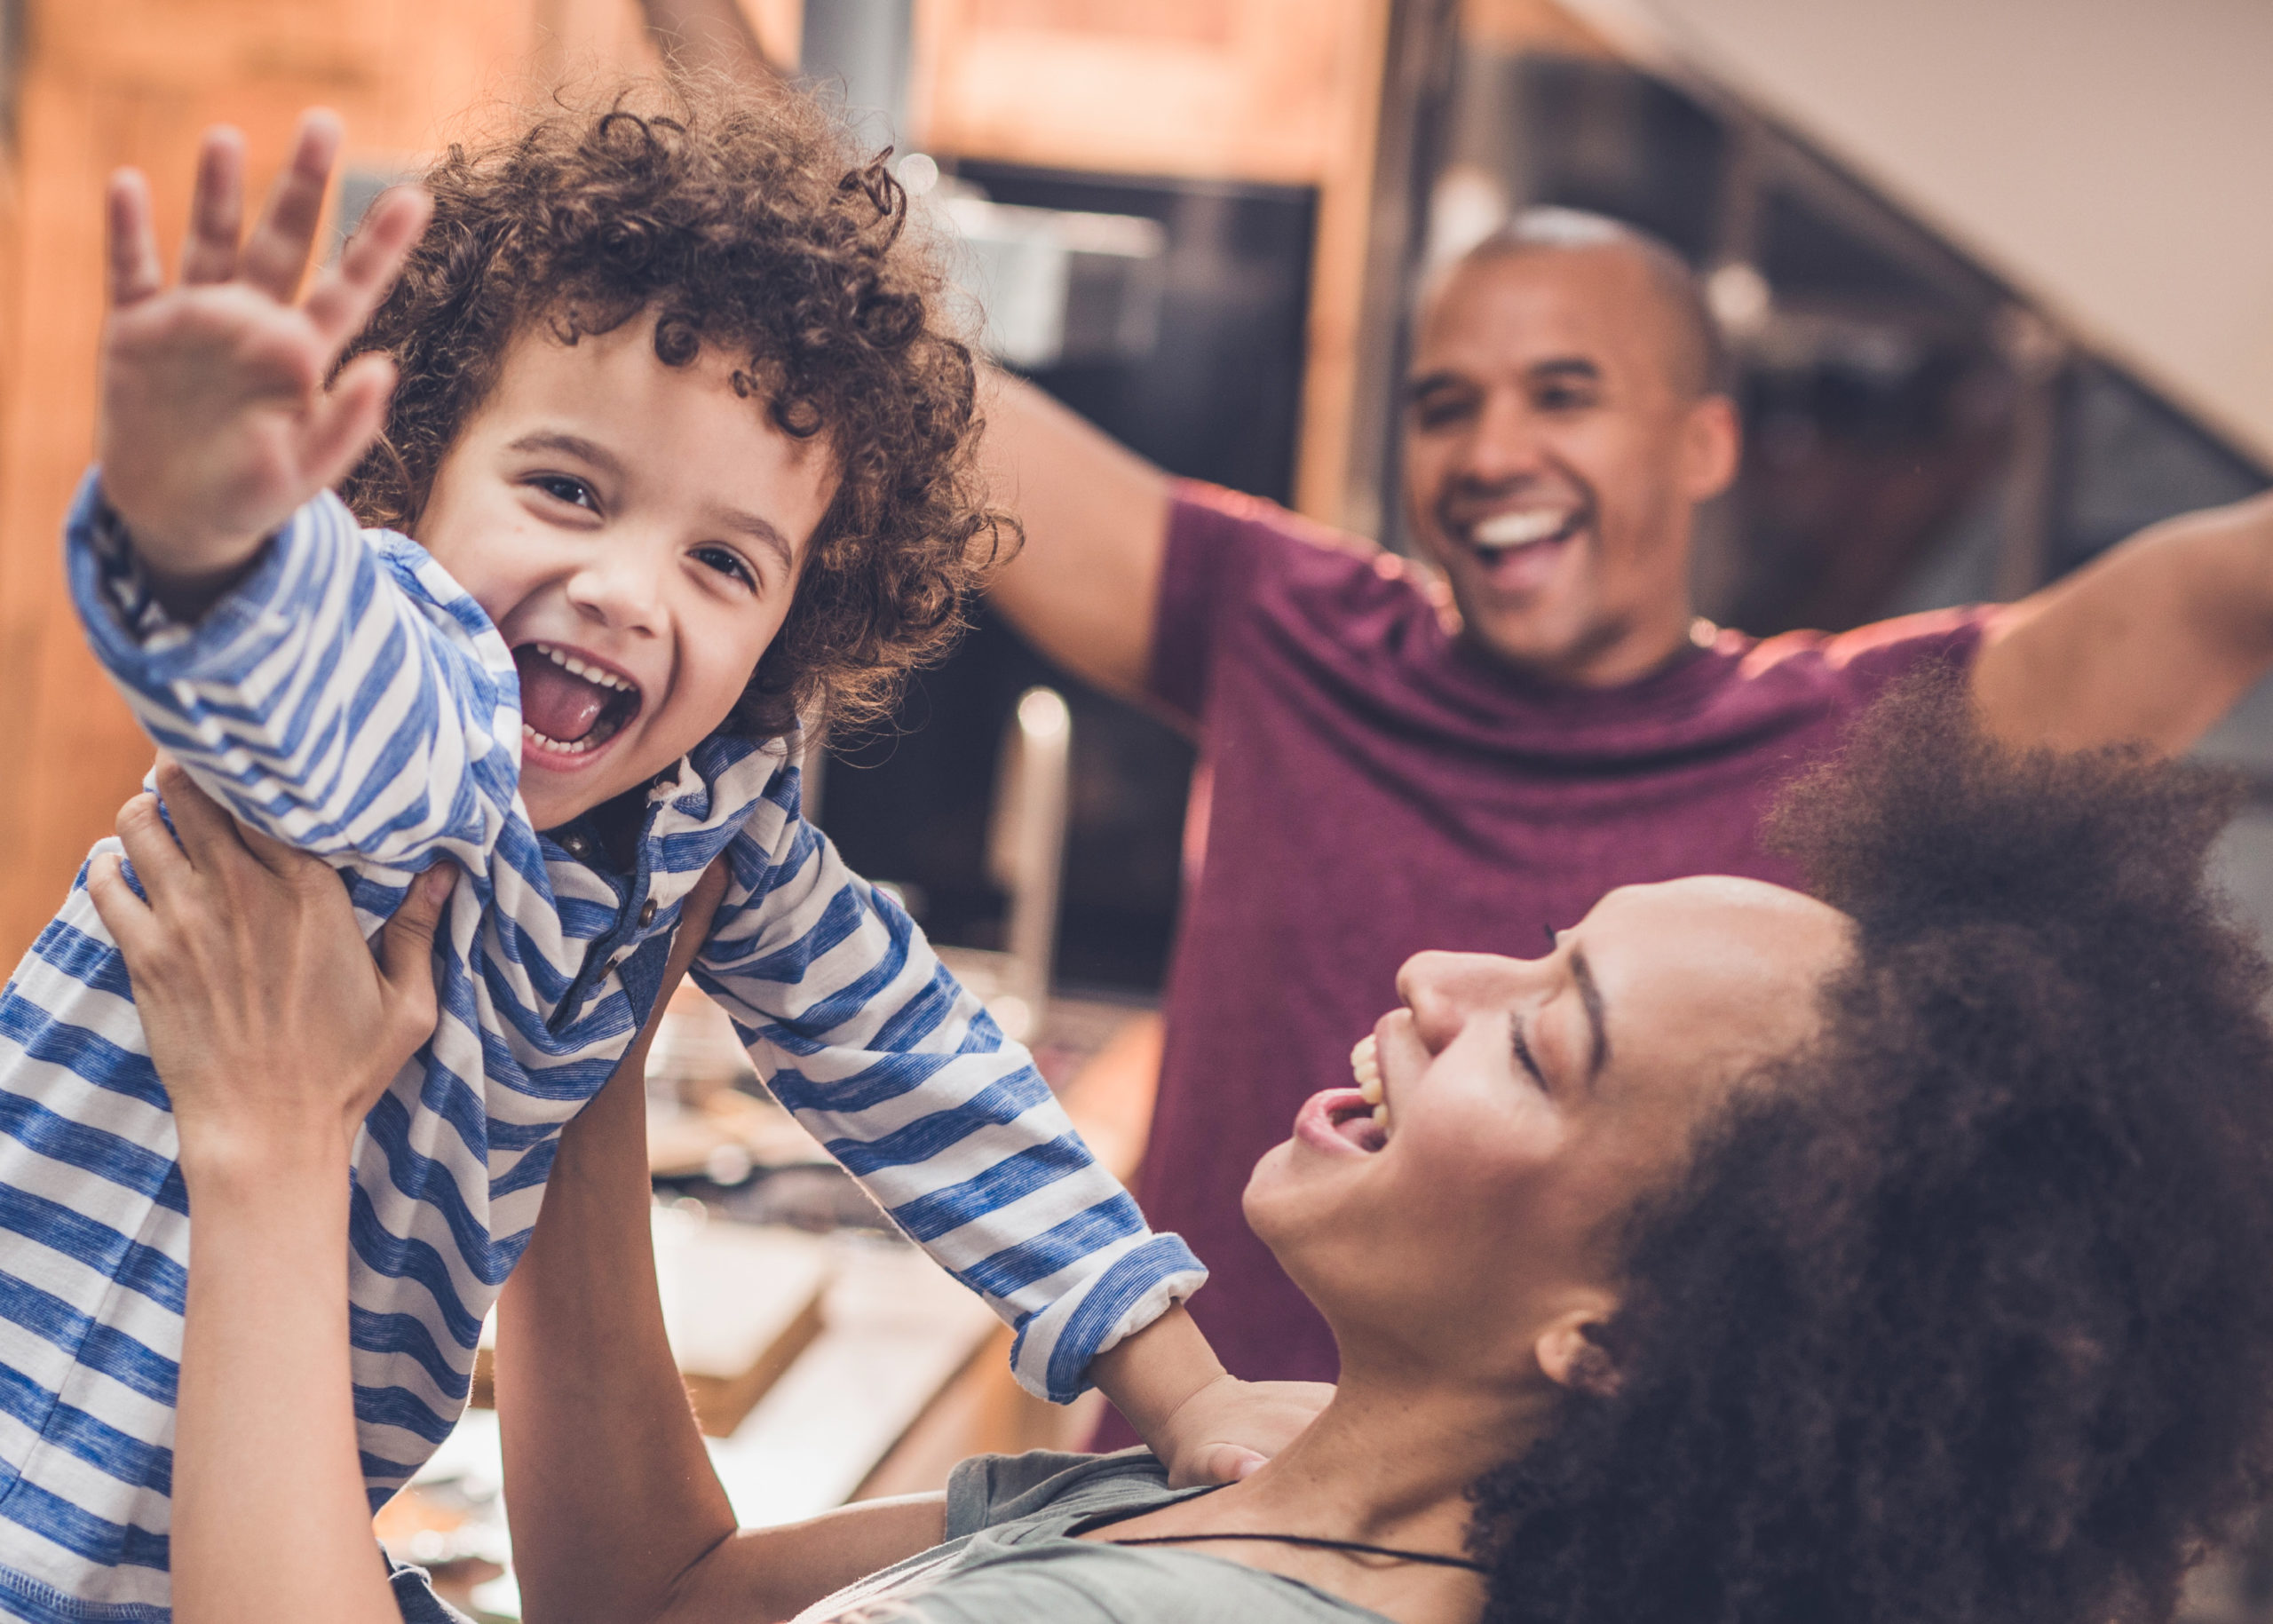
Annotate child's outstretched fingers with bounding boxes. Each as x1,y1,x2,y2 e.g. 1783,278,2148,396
235,109,342,304
177,125,248,288
104,168,163,310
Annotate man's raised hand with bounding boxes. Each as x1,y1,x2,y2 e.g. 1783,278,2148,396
97,110,431,621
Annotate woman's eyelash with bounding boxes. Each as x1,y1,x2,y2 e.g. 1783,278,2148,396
1510,1013,1548,1089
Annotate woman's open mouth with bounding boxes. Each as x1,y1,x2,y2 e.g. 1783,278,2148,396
1294,1039,1392,1157
512,641,644,765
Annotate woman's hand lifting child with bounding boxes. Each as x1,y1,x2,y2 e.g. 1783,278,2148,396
86,759,453,1185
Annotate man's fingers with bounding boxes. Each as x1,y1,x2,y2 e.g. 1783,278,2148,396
237,109,342,304
85,853,162,968
178,126,247,286
301,352,398,492
105,170,164,309
112,792,189,894
303,186,430,349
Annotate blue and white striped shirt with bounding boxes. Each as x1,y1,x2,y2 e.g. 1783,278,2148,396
0,476,1205,1620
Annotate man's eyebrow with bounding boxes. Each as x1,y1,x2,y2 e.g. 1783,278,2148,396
503,430,627,480
1527,356,1604,385
1405,368,1472,402
1572,947,1611,1085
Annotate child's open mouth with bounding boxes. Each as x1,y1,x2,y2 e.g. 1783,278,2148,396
512,641,644,761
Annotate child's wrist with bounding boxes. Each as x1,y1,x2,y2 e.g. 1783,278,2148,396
1087,1303,1226,1443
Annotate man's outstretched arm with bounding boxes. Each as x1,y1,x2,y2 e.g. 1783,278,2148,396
977,368,1173,698
1972,489,2273,753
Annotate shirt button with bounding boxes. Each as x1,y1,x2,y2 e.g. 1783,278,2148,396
640,899,658,928
561,834,591,861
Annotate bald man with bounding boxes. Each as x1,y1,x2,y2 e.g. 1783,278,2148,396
980,210,2273,1410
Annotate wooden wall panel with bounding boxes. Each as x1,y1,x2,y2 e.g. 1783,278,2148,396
909,0,1395,529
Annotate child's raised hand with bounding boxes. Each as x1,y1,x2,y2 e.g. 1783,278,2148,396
97,111,432,621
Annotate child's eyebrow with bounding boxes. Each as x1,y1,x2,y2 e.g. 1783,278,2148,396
505,429,626,479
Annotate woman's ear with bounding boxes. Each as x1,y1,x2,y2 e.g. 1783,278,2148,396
1533,1303,1621,1398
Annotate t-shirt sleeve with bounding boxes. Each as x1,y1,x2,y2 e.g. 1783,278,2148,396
1816,605,1998,695
1147,481,1376,729
944,1449,1167,1541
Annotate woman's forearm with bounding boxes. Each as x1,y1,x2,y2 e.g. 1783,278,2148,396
171,1145,397,1624
495,919,741,1622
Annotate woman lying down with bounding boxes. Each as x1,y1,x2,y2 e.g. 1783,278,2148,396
99,672,2273,1624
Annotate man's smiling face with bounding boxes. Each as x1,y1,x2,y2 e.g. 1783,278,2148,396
414,315,839,833
1401,244,1738,688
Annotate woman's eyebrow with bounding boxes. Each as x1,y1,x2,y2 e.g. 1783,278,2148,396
1572,948,1611,1083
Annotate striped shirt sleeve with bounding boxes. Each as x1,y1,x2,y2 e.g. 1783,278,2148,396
63,473,519,874
693,778,1208,1405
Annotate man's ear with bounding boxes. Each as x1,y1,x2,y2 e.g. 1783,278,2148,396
1533,1302,1621,1398
1679,393,1741,503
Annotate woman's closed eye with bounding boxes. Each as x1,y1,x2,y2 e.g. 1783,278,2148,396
1511,1011,1549,1092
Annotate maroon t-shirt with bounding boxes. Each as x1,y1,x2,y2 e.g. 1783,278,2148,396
1128,481,1992,1394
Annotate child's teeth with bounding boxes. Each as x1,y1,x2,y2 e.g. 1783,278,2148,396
1372,1103,1389,1127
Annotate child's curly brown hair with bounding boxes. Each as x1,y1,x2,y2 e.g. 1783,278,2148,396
338,72,1009,740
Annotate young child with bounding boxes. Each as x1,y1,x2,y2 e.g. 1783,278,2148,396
0,80,1313,1616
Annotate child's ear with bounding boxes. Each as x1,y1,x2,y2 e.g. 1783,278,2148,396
1533,1302,1621,1398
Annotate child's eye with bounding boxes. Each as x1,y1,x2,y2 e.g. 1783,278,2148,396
531,475,597,511
694,544,757,590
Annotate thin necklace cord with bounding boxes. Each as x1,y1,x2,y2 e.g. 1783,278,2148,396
1068,1489,1487,1575
1103,1530,1487,1573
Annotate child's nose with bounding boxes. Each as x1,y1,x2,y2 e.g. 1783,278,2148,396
566,549,664,635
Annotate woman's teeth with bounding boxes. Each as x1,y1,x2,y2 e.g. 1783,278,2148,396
1350,1034,1390,1130
532,641,636,693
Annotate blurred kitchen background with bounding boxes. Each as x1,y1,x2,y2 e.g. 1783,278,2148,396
4,1,2271,1618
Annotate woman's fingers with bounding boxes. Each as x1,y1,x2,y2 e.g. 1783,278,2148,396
235,109,342,305
377,866,453,1020
113,791,192,898
105,170,164,309
85,853,162,965
151,758,249,875
178,126,248,287
301,186,430,352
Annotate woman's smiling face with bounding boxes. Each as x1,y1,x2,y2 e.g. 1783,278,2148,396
1244,875,1851,1382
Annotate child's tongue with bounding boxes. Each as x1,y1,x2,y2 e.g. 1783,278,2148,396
515,647,610,744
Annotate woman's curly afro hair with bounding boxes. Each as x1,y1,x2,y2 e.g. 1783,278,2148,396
1469,668,2273,1624
338,72,1008,740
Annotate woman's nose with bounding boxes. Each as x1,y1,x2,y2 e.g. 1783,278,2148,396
1397,949,1527,1054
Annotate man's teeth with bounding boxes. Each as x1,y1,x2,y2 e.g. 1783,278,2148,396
1350,1035,1382,1104
1472,510,1571,551
524,722,601,756
532,641,636,694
